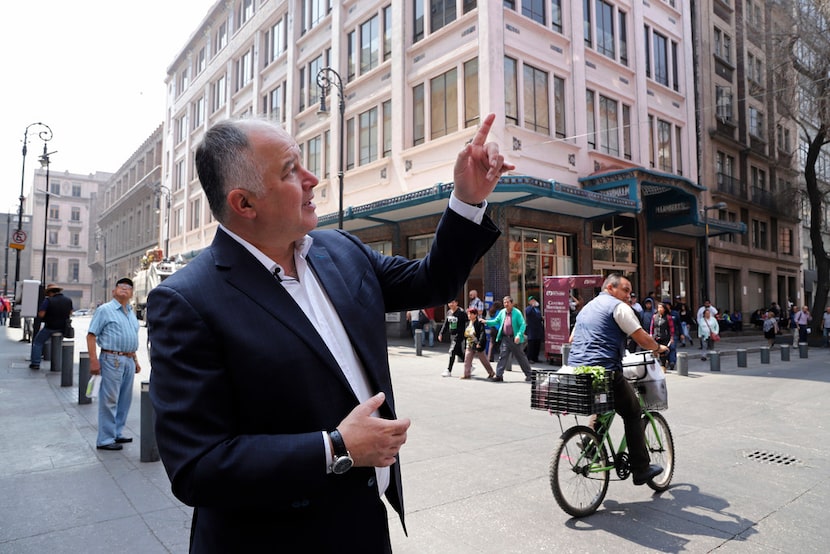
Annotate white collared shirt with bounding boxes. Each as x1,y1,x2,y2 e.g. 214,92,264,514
218,193,486,496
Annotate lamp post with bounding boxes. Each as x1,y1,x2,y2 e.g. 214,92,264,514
38,145,58,288
154,185,172,259
10,122,51,328
316,67,346,230
702,201,727,304
94,230,107,304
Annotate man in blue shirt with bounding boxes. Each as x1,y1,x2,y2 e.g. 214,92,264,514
86,277,141,451
568,274,667,486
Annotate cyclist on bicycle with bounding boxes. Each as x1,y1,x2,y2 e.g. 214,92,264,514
567,273,669,486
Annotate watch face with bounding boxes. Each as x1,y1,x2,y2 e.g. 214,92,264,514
332,455,353,475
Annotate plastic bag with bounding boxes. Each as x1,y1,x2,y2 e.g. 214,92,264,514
86,375,101,399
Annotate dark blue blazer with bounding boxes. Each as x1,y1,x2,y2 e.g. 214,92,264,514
148,208,499,552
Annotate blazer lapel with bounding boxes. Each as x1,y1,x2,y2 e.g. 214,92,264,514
211,230,354,394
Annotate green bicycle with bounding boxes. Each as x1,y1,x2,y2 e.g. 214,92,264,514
531,362,675,517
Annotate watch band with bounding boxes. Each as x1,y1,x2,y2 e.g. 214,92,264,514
329,429,349,457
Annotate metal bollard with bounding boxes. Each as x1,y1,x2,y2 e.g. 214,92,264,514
78,352,91,405
414,329,423,356
676,351,688,376
760,346,770,364
709,351,721,372
61,339,74,387
799,342,809,359
561,343,570,366
50,333,63,372
736,349,747,368
780,344,790,362
140,381,160,463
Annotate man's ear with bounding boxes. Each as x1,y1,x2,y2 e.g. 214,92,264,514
227,189,257,219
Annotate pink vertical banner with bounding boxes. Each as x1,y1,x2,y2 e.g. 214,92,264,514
543,275,604,360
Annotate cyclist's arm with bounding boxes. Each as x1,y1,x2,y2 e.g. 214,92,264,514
613,304,667,355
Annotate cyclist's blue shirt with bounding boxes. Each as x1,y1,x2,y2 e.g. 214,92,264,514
568,291,630,372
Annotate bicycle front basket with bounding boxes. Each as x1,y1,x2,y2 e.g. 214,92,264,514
530,369,615,415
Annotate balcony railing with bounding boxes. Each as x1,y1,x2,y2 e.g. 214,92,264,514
716,172,742,196
751,186,775,208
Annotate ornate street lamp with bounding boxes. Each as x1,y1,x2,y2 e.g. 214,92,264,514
10,122,51,328
154,184,172,258
316,67,346,230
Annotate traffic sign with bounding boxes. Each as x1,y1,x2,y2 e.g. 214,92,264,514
10,229,27,250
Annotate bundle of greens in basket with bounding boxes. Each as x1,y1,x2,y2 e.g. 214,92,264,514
572,366,607,391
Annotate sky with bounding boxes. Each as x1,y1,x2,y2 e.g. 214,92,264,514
0,0,216,213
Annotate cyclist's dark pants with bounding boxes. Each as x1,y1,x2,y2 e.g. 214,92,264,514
589,370,650,471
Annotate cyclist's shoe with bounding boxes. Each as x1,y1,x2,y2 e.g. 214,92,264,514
577,437,598,459
632,464,663,485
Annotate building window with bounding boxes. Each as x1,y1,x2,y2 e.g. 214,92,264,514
430,68,458,140
552,0,563,33
48,230,59,245
752,219,768,250
192,96,205,129
265,83,285,123
749,106,764,138
505,56,519,125
509,227,575,303
214,21,228,56
175,115,187,144
408,233,435,259
70,232,80,247
302,0,330,34
622,104,631,159
780,227,793,255
189,198,201,231
414,1,425,42
657,119,672,172
714,27,731,63
72,184,81,197
359,107,378,165
49,206,60,220
346,118,355,169
583,0,592,47
413,84,425,145
174,207,184,237
174,159,186,191
71,207,81,222
524,63,549,135
592,216,637,264
47,258,58,281
238,0,254,28
595,0,615,58
522,0,545,25
236,48,254,91
212,75,227,113
716,86,733,123
430,0,456,34
554,76,566,139
196,47,206,75
382,100,392,158
308,55,323,108
586,90,596,149
599,94,619,156
383,5,392,62
360,14,379,74
464,58,480,128
265,17,287,65
653,31,668,86
653,246,690,302
68,259,80,282
367,240,393,255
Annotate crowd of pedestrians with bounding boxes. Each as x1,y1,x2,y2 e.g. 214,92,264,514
406,287,830,379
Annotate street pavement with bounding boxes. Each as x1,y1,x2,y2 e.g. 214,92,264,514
1,319,828,553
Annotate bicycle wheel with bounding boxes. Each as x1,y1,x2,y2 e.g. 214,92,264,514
550,425,609,517
642,411,675,491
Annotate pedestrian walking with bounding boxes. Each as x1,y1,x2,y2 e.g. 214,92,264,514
29,284,73,370
484,296,533,382
438,299,467,377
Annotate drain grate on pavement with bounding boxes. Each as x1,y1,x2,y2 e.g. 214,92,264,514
744,450,802,466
